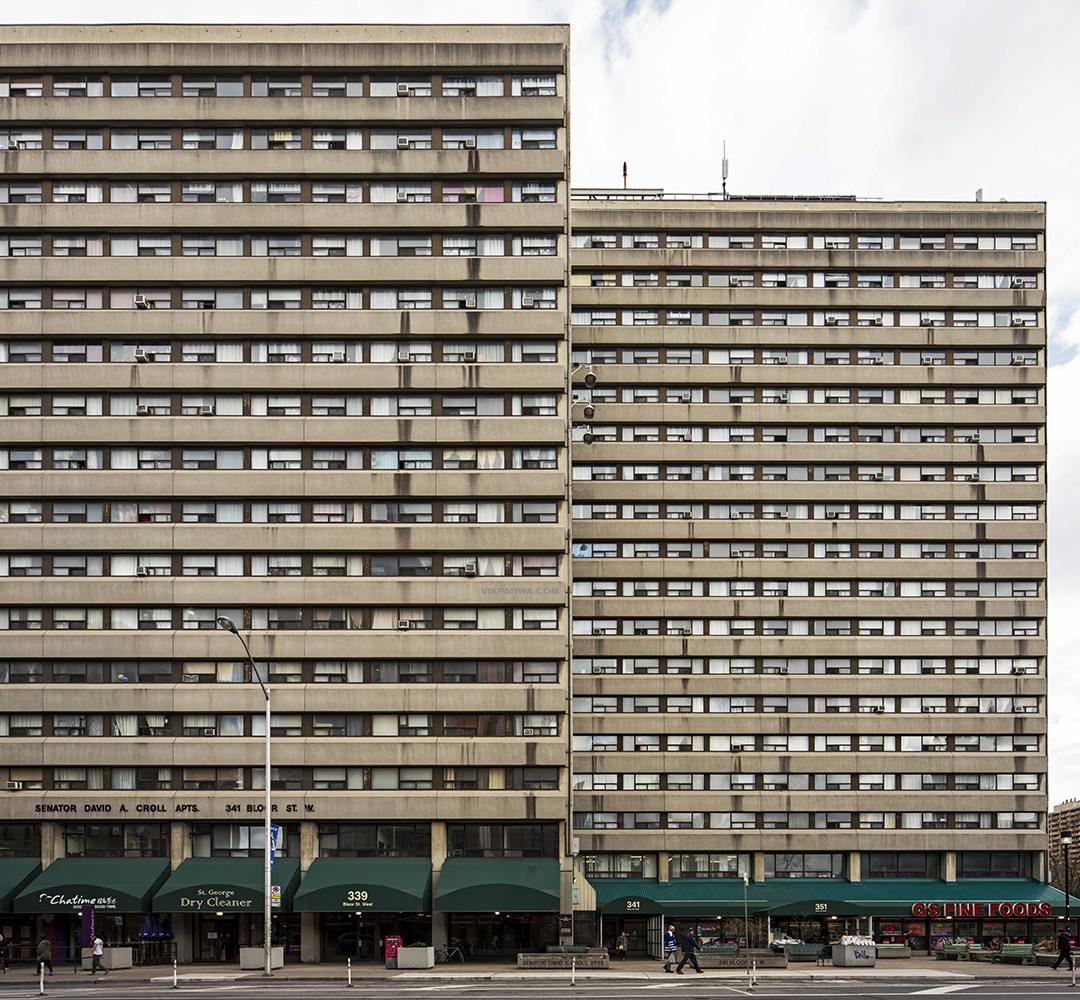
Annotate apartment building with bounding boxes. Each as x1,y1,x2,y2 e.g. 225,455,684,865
568,194,1052,952
0,24,572,964
0,22,1063,967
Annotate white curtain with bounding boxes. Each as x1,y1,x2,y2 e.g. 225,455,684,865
113,714,137,736
111,608,137,629
112,768,136,789
371,342,397,362
477,554,503,576
477,608,504,629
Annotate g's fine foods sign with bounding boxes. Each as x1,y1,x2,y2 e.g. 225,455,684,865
911,901,1052,918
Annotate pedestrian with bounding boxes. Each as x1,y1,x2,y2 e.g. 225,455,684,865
675,928,704,974
0,930,7,974
36,938,53,976
90,935,107,975
615,931,628,959
663,925,678,972
1053,928,1074,971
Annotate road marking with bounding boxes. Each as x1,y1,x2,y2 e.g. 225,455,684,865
909,987,981,996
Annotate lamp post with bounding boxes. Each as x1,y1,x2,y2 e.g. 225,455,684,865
1064,836,1073,943
216,617,273,977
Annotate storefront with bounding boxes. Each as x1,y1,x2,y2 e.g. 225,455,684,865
12,857,171,964
293,857,432,962
152,858,301,963
434,858,560,958
0,859,43,965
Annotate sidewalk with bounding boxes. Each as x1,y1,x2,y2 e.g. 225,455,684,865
6,955,1080,983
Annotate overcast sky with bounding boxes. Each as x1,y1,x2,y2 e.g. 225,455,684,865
10,0,1080,799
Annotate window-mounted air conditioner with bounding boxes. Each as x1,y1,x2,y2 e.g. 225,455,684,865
133,348,149,362
396,136,410,149
673,511,690,519
464,563,477,576
135,567,148,577
592,627,606,636
970,433,981,442
678,628,692,636
777,356,789,364
871,318,884,326
521,295,536,308
6,780,24,790
136,405,149,416
522,727,536,736
824,317,840,326
396,191,409,202
676,392,691,402
871,356,884,364
133,295,151,309
199,405,215,415
921,356,935,365
397,619,411,630
1010,356,1027,365
331,352,345,363
1012,666,1028,675
871,473,884,481
398,351,411,362
921,707,936,713
464,137,476,149
920,318,935,327
826,512,841,520
1012,278,1025,288
778,392,789,402
871,706,885,714
397,83,410,96
778,511,789,519
462,351,477,362
202,727,217,737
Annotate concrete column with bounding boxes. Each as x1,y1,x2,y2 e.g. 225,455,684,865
170,822,191,870
430,822,448,948
848,851,861,882
174,917,193,964
752,852,765,883
943,852,957,882
41,821,61,866
300,821,318,872
657,851,669,883
300,912,320,963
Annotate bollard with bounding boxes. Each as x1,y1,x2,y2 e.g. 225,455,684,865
172,958,178,989
570,954,576,987
347,957,353,987
1071,960,1076,989
39,962,45,995
752,958,757,986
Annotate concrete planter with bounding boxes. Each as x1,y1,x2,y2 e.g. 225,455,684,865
81,947,132,971
396,947,435,969
832,943,876,967
238,946,284,970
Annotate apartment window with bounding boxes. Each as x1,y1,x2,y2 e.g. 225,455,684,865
181,76,243,97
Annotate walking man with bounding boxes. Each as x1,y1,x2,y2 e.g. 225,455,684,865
36,938,53,976
663,925,678,972
1053,928,1074,971
90,935,107,975
675,928,704,974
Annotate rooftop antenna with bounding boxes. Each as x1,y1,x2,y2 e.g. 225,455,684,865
722,141,729,200
623,161,627,190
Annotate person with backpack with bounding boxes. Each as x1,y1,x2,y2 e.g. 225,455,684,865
663,925,678,972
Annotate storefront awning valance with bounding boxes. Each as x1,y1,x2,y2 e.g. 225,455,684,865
434,858,559,913
0,859,41,913
589,878,768,917
294,858,432,913
13,858,170,913
152,858,300,914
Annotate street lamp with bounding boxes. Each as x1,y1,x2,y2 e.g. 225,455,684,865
216,616,273,978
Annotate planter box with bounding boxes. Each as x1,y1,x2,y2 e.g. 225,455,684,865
396,947,435,969
238,946,284,970
81,947,132,971
832,943,876,967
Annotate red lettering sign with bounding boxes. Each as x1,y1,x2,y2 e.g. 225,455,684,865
911,900,1052,918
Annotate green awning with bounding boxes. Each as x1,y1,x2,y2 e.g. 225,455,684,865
153,858,301,914
0,859,41,913
589,878,768,916
13,858,170,913
294,858,432,913
435,858,559,913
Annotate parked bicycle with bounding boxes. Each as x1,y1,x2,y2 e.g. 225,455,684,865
435,945,465,964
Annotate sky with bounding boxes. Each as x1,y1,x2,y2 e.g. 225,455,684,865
8,0,1080,797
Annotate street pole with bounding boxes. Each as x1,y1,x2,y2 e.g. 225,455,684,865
743,871,751,983
1064,836,1074,988
217,617,273,978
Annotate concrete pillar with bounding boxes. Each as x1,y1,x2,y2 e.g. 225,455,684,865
751,852,765,883
943,852,956,882
300,821,318,872
41,821,61,866
657,851,669,883
170,822,191,870
300,912,320,963
174,918,193,964
848,851,861,882
430,822,448,948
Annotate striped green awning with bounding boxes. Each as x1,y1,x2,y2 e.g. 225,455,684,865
589,878,767,916
153,858,300,914
14,858,170,913
294,858,432,913
435,858,559,912
0,859,41,913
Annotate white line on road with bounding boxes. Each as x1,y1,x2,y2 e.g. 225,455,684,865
909,987,981,996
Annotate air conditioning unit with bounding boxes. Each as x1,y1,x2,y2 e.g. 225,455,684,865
6,780,23,790
463,351,477,362
1010,356,1026,365
199,405,215,415
674,511,690,519
1012,278,1025,288
778,665,788,674
826,512,841,520
731,746,742,754
521,295,536,308
778,511,789,519
871,473,884,481
464,137,476,148
824,318,839,326
920,318,934,326
398,351,411,362
397,619,411,630
871,318,884,326
1012,666,1028,675
133,348,149,362
396,136,410,149
871,706,885,714
331,353,345,363
921,357,935,365
777,356,789,364
133,295,151,309
592,666,605,674
871,356,884,364
522,727,536,736
971,433,981,442
396,191,409,202
202,727,217,737
592,627,605,636
135,567,148,577
676,392,691,402
679,628,692,636
464,563,477,576
921,707,935,713
136,405,149,416
970,473,980,482
397,83,410,96
778,392,789,402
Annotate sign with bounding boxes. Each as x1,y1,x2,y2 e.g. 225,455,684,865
271,885,281,909
269,824,280,870
561,915,573,937
911,901,1052,918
